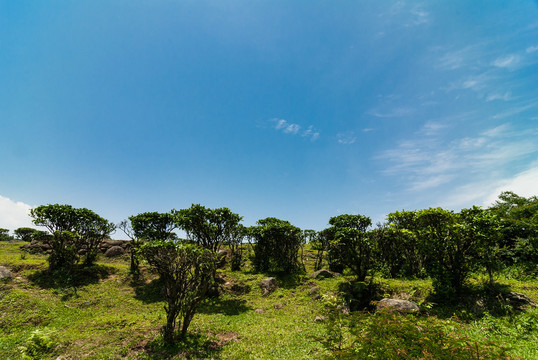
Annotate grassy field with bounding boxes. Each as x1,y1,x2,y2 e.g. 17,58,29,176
1,241,538,359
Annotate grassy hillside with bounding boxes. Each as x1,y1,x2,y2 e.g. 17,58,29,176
1,241,538,359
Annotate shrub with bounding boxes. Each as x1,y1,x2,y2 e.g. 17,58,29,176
140,241,216,343
173,204,243,253
326,214,374,281
249,217,303,273
0,228,12,241
30,204,115,269
120,212,177,275
14,227,38,242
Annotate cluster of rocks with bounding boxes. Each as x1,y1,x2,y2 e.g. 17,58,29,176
19,239,131,258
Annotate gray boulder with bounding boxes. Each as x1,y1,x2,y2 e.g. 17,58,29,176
377,298,419,313
104,246,125,258
309,269,339,280
505,292,537,308
0,266,13,280
260,277,278,296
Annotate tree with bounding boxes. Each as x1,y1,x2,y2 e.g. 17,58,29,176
14,227,38,242
226,224,246,271
173,204,243,253
250,217,303,273
458,207,502,286
381,210,427,278
490,191,538,268
120,212,177,275
30,204,115,269
140,241,216,342
0,228,11,241
311,229,331,271
411,207,493,298
326,214,374,281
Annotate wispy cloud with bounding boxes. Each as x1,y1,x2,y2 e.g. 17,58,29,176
379,122,538,197
383,2,431,27
368,107,414,118
302,126,320,141
486,92,511,102
271,118,320,141
526,45,538,53
419,121,448,136
337,132,357,145
492,54,520,69
0,195,34,232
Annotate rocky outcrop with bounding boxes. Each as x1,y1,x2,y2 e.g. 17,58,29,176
309,269,340,280
104,246,125,257
376,298,420,313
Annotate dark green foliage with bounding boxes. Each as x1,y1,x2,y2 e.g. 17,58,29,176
227,224,246,271
173,204,243,253
326,214,374,281
129,212,177,241
14,227,38,242
30,204,115,269
140,241,216,343
320,304,514,359
490,191,538,269
0,228,12,241
382,210,427,278
383,207,503,298
249,217,303,273
122,212,177,275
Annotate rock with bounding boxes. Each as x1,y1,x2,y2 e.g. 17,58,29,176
0,266,13,280
254,308,265,314
309,269,340,280
104,246,125,257
505,292,538,308
314,315,327,322
309,286,321,300
377,298,419,313
260,277,278,296
273,302,284,309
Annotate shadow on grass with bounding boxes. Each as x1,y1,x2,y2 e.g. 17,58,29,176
27,264,117,298
144,333,222,360
241,269,305,289
133,278,164,304
424,282,523,320
198,298,252,315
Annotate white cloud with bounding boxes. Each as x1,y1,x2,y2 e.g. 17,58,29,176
0,195,35,232
284,123,300,134
483,165,538,206
491,101,538,119
526,45,538,54
420,121,448,136
380,122,538,195
492,54,520,68
302,126,320,141
337,132,357,145
486,92,511,102
368,107,414,118
271,118,319,141
438,164,538,209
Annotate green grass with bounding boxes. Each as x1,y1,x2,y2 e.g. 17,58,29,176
1,241,538,359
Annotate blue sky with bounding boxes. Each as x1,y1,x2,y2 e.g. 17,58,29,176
1,1,538,237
